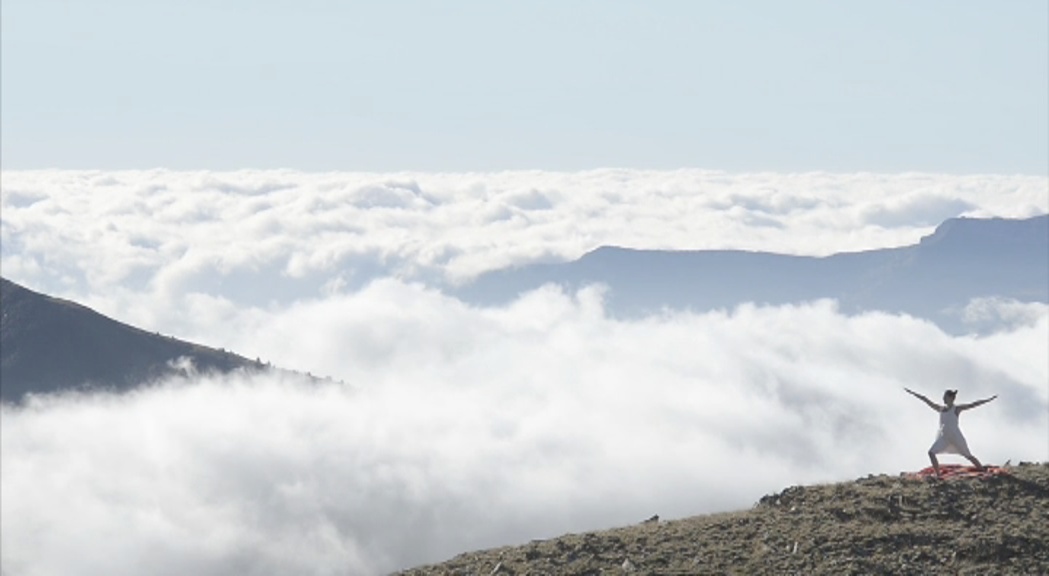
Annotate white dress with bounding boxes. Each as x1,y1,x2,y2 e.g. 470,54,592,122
929,407,972,456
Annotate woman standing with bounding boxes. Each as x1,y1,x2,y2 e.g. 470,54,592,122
904,388,996,478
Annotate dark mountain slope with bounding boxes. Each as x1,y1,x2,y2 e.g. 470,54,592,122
455,215,1049,331
398,463,1049,575
1,277,262,401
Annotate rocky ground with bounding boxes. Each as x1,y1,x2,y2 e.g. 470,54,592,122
396,462,1049,575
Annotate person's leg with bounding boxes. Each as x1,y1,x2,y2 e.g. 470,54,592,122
964,453,984,470
928,451,941,478
955,435,982,470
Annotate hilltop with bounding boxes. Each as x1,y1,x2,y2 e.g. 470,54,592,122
0,277,264,401
397,463,1049,575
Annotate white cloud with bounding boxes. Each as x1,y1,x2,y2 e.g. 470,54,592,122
2,169,1046,338
3,286,1046,575
1,170,1046,574
960,298,1049,332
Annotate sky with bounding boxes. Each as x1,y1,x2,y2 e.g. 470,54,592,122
2,0,1047,173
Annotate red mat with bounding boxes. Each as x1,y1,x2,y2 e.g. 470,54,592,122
906,464,1010,480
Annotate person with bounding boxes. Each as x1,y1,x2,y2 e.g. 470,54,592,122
904,387,996,478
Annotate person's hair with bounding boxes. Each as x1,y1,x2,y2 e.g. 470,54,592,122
944,389,958,399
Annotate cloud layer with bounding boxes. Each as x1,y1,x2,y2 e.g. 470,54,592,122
2,170,1047,574
2,169,1046,337
3,284,1047,575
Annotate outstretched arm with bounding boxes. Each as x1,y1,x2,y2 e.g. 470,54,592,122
904,387,944,412
957,395,997,412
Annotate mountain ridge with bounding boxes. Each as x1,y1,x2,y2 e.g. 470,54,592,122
454,214,1049,332
0,277,266,402
3,214,1045,400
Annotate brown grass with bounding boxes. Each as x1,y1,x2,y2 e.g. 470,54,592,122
396,462,1049,575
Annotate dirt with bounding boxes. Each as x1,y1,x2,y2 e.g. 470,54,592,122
395,462,1049,575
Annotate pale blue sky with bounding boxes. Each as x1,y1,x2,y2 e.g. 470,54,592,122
2,0,1046,173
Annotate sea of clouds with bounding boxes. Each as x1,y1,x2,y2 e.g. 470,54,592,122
2,169,1048,575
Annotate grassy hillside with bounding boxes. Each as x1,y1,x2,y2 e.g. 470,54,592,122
397,462,1049,575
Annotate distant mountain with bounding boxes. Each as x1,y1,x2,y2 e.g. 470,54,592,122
398,463,1049,575
3,215,1044,400
455,215,1049,332
0,278,264,402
